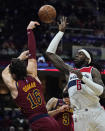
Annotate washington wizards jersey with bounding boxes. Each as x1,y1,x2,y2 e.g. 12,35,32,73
68,66,100,109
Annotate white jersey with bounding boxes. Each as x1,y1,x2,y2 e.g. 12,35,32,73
68,66,100,109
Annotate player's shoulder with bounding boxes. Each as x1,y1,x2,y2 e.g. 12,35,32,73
48,97,58,106
49,97,58,103
92,67,99,71
91,67,102,79
91,67,100,74
46,97,58,109
79,66,93,73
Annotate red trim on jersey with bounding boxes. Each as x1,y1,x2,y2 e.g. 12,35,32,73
80,66,93,73
74,66,93,73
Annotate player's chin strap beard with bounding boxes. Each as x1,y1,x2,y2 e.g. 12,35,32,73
75,59,88,68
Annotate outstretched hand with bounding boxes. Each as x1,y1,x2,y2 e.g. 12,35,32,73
58,16,68,32
27,21,40,30
18,50,30,60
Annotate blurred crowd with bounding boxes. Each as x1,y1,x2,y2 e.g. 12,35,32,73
0,94,31,131
0,108,31,131
0,1,105,130
0,0,105,58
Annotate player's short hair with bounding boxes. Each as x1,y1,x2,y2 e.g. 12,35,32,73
9,58,27,80
62,89,69,98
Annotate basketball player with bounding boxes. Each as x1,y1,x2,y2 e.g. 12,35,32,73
2,21,60,131
46,88,74,131
46,17,105,131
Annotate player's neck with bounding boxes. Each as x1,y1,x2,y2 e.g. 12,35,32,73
75,63,89,69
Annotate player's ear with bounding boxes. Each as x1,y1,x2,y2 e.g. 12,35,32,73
86,57,90,64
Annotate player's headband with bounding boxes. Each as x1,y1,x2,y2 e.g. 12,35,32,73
78,49,91,64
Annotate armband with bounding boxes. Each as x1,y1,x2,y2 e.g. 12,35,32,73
82,76,103,96
46,31,64,53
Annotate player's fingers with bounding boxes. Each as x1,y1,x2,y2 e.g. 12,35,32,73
34,22,40,25
61,16,64,22
62,16,65,23
26,55,29,58
22,50,29,54
63,17,67,23
28,53,31,56
63,16,66,21
63,16,67,22
25,50,29,53
61,16,65,23
62,16,67,26
34,21,40,24
62,16,65,21
23,51,30,57
57,21,60,26
60,18,62,24
25,50,29,55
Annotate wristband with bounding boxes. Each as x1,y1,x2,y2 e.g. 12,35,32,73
46,31,64,53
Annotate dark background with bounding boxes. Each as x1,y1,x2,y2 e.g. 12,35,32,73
0,0,105,130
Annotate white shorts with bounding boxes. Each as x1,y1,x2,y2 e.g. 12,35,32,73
73,105,105,131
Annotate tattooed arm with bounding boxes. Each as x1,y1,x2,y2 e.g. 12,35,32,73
46,17,73,78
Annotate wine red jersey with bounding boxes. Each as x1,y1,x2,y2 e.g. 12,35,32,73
14,76,47,120
54,99,74,131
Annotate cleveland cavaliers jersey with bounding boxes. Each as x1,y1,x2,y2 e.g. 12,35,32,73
54,99,73,131
14,76,47,120
68,66,100,109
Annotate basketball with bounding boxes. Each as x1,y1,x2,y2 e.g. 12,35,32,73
38,5,56,23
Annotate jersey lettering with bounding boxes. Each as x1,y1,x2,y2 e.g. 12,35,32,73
77,80,81,90
27,89,42,109
63,113,70,125
68,80,82,90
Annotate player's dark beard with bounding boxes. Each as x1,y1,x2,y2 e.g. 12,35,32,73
74,59,87,68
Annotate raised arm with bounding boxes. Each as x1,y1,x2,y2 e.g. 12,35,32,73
26,21,40,78
2,65,16,91
2,51,29,95
46,17,73,75
46,97,59,116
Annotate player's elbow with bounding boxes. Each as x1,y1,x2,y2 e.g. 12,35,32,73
96,86,104,96
2,70,5,80
100,88,105,98
2,70,7,83
46,52,53,56
100,86,104,95
46,52,54,59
